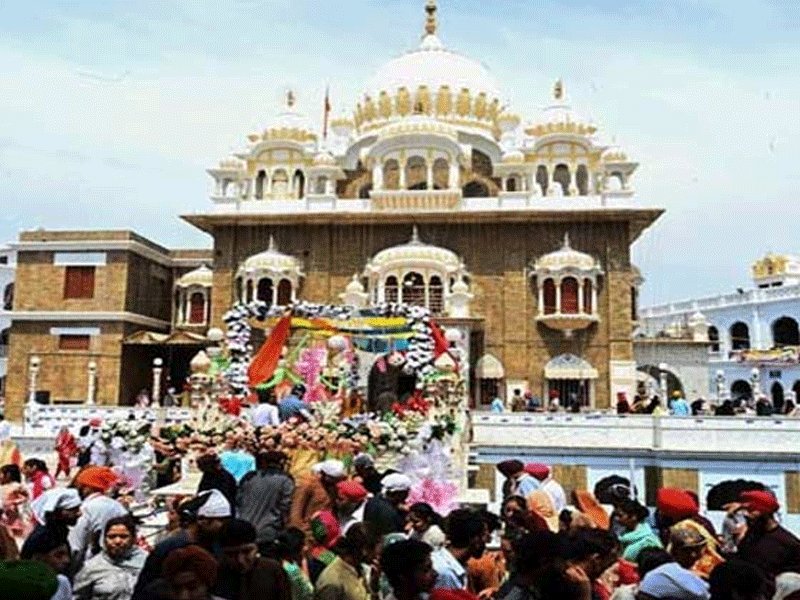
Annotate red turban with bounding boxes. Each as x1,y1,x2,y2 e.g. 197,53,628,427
337,480,368,502
740,490,779,513
657,488,698,520
89,418,102,427
497,460,524,477
524,463,550,480
75,466,118,492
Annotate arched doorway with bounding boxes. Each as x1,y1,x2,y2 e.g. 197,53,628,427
708,326,720,354
637,365,685,400
463,180,489,197
730,322,750,350
277,279,292,306
773,317,800,347
731,380,752,401
257,278,273,306
771,382,785,413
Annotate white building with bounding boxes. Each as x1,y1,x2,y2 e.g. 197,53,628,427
639,253,800,408
0,244,16,402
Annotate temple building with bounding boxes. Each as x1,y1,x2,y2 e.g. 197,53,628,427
639,253,800,408
3,1,662,419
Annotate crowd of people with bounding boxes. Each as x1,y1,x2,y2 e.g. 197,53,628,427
2,421,800,600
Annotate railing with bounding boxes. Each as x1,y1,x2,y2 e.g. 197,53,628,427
471,413,800,457
17,404,194,437
641,283,800,319
370,189,462,211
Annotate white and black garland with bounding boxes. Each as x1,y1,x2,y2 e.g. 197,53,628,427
222,301,437,395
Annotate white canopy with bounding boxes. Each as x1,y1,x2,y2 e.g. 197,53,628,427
544,354,598,379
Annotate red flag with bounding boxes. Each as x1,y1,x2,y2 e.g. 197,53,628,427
248,315,291,387
429,319,450,358
323,85,331,139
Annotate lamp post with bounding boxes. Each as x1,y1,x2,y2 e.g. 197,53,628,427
87,361,97,405
750,367,760,402
715,369,725,404
27,355,40,405
152,357,163,405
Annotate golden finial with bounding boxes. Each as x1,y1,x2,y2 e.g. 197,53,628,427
424,0,437,36
553,79,564,101
286,89,296,108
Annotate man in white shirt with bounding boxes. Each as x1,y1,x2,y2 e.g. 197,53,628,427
69,467,127,568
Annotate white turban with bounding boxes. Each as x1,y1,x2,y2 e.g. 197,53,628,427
382,473,413,493
313,459,346,479
31,488,82,524
196,489,232,518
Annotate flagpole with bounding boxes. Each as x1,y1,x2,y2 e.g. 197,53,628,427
323,85,331,140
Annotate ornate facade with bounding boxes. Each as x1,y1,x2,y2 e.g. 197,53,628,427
3,1,662,416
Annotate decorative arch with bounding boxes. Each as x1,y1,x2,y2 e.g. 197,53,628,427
543,279,556,315
385,275,399,303
383,159,400,190
257,278,273,306
277,279,292,306
433,157,449,190
707,325,720,353
772,316,800,347
560,277,579,314
553,164,571,195
771,381,785,412
255,170,266,199
731,379,752,401
576,164,589,195
293,169,305,199
429,275,444,315
730,321,750,350
536,165,548,195
188,292,206,324
402,272,425,306
637,364,685,399
405,156,427,189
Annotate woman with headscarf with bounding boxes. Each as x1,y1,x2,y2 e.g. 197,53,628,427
23,458,55,500
615,499,663,562
22,487,82,563
73,516,148,600
307,510,340,585
54,426,77,480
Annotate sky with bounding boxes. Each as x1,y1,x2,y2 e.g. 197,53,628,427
0,0,798,306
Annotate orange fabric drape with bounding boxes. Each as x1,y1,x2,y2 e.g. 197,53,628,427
248,315,292,386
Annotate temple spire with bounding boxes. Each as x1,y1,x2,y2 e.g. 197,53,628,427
424,0,437,37
268,234,277,252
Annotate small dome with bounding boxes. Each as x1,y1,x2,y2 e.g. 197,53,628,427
534,234,601,273
257,93,317,144
526,80,596,137
367,226,462,273
451,279,469,293
313,149,336,166
345,274,365,294
176,264,213,288
237,236,302,277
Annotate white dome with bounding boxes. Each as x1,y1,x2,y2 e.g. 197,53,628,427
534,234,601,273
176,264,213,288
364,38,500,102
345,275,365,294
238,236,302,277
367,227,462,272
313,149,337,166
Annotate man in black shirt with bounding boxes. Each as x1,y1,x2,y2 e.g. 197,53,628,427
198,453,238,514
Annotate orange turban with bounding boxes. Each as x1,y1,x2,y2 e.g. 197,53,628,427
573,490,610,530
75,466,118,492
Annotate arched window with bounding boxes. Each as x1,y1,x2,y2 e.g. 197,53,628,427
189,292,205,324
277,279,292,306
583,279,593,313
406,156,426,189
536,165,548,195
772,382,784,412
576,165,589,195
383,159,400,190
553,164,571,195
255,170,266,199
293,170,305,199
433,158,449,190
402,272,425,306
3,283,12,310
272,169,289,196
561,278,579,314
257,278,273,306
462,180,489,197
708,326,720,353
429,275,444,315
773,316,800,347
731,380,752,401
730,322,750,350
384,276,399,303
543,279,556,315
